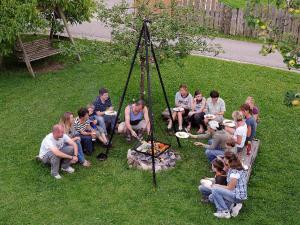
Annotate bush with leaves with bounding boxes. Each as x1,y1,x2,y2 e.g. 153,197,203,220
0,0,95,68
246,0,300,70
0,0,46,63
96,0,221,97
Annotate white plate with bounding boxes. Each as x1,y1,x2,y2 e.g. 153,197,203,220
173,107,184,112
201,179,213,187
223,119,234,124
204,114,216,120
175,132,189,139
224,122,235,128
104,111,117,116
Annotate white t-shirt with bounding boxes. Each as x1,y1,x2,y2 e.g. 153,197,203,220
39,133,71,158
234,123,247,148
229,172,241,180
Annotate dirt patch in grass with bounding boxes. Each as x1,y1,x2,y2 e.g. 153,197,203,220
33,60,65,74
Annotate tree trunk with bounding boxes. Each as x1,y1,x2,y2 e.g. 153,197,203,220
0,55,4,70
140,55,146,100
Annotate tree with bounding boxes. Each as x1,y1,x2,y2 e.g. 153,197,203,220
96,0,221,98
246,0,300,70
0,0,95,68
0,0,44,68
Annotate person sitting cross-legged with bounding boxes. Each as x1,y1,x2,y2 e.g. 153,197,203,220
118,100,150,142
37,124,78,179
199,157,227,203
209,151,248,219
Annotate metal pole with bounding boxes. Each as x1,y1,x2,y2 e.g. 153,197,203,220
146,27,181,147
97,23,146,160
144,21,157,188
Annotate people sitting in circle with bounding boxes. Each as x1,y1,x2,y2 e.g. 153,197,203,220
205,90,226,123
74,107,109,155
209,151,247,219
189,120,230,163
59,112,91,167
118,99,150,142
245,96,260,123
199,157,227,203
187,90,207,133
167,84,193,131
93,88,117,136
37,124,78,179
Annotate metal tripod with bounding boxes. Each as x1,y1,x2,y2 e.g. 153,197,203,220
97,19,181,187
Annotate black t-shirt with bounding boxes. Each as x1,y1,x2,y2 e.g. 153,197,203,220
215,171,227,185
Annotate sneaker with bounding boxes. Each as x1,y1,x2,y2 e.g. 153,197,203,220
61,166,75,174
213,211,231,219
231,203,243,217
35,155,42,162
82,160,91,167
53,174,62,179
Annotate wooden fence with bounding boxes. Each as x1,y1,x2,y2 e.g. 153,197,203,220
178,0,300,43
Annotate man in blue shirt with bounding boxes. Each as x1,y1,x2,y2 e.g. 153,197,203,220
93,88,116,136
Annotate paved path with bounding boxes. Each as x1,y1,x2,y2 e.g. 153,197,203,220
63,0,297,73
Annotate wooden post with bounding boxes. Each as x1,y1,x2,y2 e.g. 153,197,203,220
57,6,81,62
17,35,35,78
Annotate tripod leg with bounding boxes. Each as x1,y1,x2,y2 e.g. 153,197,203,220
144,22,157,188
102,24,146,158
146,28,181,148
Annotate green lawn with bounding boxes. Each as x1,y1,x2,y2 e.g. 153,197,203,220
221,0,276,8
1,49,300,225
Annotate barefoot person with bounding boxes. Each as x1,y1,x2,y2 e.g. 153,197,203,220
38,124,78,179
168,84,193,131
118,100,150,142
187,90,206,133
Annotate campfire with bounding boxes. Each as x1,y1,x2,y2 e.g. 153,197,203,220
127,140,181,171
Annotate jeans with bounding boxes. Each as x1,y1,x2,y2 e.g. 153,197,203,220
205,149,224,163
199,185,212,197
80,135,93,155
96,115,116,135
75,139,85,164
41,145,74,176
211,187,242,212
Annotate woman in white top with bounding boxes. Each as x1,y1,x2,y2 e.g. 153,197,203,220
226,111,247,157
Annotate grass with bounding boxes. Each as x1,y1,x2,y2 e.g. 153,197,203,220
1,46,300,225
220,0,276,8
